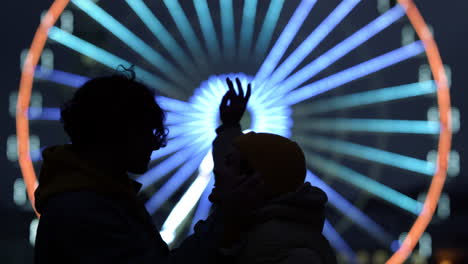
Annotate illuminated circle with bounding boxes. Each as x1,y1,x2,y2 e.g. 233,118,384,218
17,0,451,263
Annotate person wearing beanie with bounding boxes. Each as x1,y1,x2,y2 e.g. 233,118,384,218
211,78,337,264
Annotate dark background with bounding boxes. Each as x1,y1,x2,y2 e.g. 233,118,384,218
1,1,466,263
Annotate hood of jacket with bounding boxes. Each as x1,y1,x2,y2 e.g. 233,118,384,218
34,144,142,214
249,182,327,231
231,183,335,264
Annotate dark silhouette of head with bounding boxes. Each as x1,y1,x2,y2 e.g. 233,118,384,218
233,132,306,197
60,68,167,174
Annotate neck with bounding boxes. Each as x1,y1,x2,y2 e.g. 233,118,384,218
72,144,128,177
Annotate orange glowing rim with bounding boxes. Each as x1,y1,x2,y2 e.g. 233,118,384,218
17,0,451,262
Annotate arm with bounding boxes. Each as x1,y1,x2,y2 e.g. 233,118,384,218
212,77,250,177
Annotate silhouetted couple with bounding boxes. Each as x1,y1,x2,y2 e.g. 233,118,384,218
34,70,336,264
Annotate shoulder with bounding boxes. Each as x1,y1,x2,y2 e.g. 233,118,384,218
238,220,329,260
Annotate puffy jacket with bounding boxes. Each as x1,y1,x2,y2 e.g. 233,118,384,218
231,183,337,264
34,145,221,264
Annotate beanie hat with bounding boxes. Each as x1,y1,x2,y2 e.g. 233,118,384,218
233,132,306,196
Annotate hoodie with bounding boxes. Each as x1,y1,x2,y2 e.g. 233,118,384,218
34,144,169,264
231,183,336,264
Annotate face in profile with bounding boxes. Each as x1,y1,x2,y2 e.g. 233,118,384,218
124,115,164,174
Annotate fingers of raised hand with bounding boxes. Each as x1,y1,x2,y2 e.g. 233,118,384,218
226,78,236,95
246,83,252,101
220,92,230,109
235,78,244,98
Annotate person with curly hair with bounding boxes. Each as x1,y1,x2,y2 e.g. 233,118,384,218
33,69,251,264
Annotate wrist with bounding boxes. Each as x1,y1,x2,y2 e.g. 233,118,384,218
216,123,241,134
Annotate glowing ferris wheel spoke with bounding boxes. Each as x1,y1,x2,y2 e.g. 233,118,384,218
280,41,425,106
125,0,200,79
33,68,194,119
293,80,436,116
150,135,199,161
145,146,210,214
163,0,209,71
139,139,207,189
156,96,195,113
276,5,405,96
264,0,361,91
189,178,214,235
166,124,216,141
254,0,313,86
306,171,393,246
161,173,214,244
252,0,287,63
220,0,235,62
28,107,60,121
301,135,436,176
70,0,192,90
323,220,357,263
193,0,222,63
48,27,183,99
165,112,208,126
294,118,440,134
160,151,214,244
34,67,89,88
266,5,406,100
306,153,423,215
238,0,258,62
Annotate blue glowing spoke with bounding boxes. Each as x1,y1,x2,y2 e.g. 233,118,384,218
150,135,199,161
238,0,258,62
48,27,183,99
156,96,194,113
294,118,440,134
163,0,209,70
254,0,313,86
165,111,209,126
323,220,357,263
269,5,405,98
220,0,235,62
279,41,425,106
167,123,216,140
306,171,392,246
293,80,437,116
139,140,207,189
265,0,361,90
189,177,214,234
300,135,435,175
71,0,191,89
160,151,214,244
35,66,89,88
193,0,222,63
145,145,210,214
125,0,200,79
253,0,289,64
305,152,423,215
28,107,60,121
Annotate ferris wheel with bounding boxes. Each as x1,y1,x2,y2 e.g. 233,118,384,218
17,0,455,263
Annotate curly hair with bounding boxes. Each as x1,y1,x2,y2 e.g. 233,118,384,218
60,68,168,149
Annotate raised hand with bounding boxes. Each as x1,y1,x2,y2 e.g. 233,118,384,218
219,77,252,126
